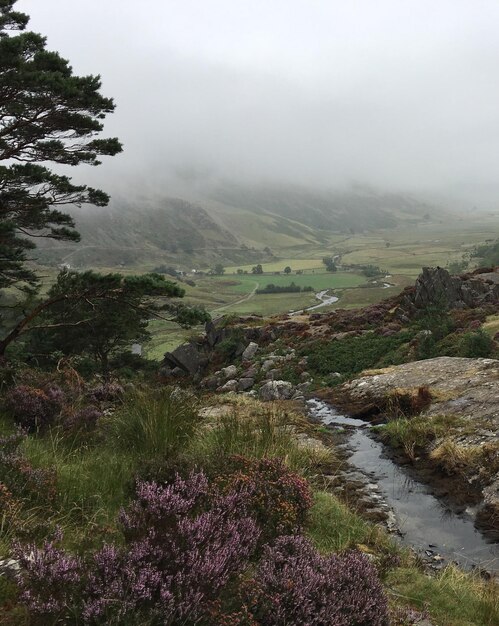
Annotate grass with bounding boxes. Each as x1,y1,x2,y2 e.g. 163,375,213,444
430,440,499,479
108,387,199,457
387,566,499,626
207,271,365,293
376,414,462,460
306,490,392,554
190,395,333,475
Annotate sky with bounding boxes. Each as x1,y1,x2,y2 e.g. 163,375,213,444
18,0,499,203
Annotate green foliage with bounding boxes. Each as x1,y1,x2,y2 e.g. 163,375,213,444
306,491,392,554
306,331,412,378
471,239,499,267
26,270,194,373
251,264,263,274
283,265,292,274
322,256,337,272
447,259,469,274
459,329,494,358
0,1,122,291
108,387,199,458
256,282,313,294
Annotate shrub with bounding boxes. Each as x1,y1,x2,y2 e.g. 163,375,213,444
245,535,388,625
459,329,494,358
4,385,65,432
219,456,312,543
108,387,198,458
88,382,124,403
306,331,412,378
15,472,260,624
63,406,102,435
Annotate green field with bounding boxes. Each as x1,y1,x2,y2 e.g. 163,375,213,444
206,271,365,294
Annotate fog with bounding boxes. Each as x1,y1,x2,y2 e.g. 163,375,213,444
19,0,499,205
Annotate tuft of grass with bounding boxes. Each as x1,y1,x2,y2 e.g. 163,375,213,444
108,387,199,458
191,396,333,476
430,440,499,478
387,565,499,626
376,414,461,460
22,432,135,527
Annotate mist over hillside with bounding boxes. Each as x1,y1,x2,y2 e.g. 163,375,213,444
35,182,449,269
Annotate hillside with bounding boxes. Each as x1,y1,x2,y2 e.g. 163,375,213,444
34,183,448,270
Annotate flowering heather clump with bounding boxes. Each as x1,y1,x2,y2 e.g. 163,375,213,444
4,384,65,431
245,535,388,626
14,533,83,621
220,456,313,542
63,406,102,434
16,472,260,624
88,382,124,403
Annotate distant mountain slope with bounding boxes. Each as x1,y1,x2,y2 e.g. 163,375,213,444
206,183,438,232
35,183,447,269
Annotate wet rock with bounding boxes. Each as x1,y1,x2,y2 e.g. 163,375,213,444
259,380,294,401
242,341,259,360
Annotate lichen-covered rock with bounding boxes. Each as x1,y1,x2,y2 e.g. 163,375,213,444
259,380,294,401
242,341,259,360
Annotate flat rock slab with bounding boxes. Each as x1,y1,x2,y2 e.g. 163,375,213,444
341,356,499,423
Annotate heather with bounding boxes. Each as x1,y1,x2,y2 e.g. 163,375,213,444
1,381,498,625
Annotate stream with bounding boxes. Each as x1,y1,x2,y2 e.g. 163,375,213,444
290,289,339,315
307,398,499,574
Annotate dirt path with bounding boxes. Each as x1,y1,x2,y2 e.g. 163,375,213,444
211,281,259,313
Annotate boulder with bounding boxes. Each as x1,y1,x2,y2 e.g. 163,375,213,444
242,341,259,360
259,380,294,401
219,379,238,393
238,377,255,391
163,343,203,376
265,368,282,381
221,365,238,380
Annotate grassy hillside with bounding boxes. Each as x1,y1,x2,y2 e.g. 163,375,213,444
33,183,450,271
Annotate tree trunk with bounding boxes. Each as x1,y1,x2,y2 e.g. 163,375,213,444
0,294,67,358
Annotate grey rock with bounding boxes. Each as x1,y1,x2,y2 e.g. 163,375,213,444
242,341,259,360
261,359,276,372
219,379,238,393
265,368,282,381
297,382,311,392
163,342,202,375
221,365,238,380
243,366,259,378
171,366,186,377
238,377,255,391
259,380,294,401
300,371,311,381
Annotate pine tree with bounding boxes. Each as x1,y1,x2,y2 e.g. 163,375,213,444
0,0,122,291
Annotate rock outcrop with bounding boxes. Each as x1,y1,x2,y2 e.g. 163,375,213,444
400,267,499,314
